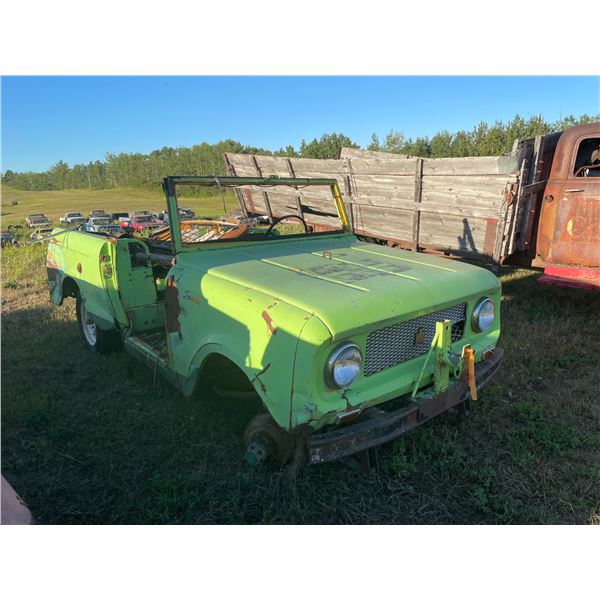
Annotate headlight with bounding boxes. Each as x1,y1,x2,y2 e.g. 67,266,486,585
472,298,495,332
326,343,362,388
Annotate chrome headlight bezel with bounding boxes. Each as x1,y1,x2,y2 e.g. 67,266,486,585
472,297,495,332
325,343,362,389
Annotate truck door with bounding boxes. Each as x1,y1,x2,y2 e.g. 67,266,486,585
113,238,164,333
537,131,600,269
551,135,600,268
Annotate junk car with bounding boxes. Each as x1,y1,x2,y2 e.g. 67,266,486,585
46,176,503,466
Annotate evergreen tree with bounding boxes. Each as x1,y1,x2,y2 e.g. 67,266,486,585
2,113,598,191
300,133,358,159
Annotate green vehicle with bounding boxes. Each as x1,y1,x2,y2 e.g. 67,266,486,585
46,176,503,466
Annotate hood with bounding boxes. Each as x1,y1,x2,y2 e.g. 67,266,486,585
185,234,500,337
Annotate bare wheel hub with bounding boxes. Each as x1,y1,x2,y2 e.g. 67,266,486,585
243,413,291,466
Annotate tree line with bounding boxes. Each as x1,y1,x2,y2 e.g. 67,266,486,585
2,113,597,192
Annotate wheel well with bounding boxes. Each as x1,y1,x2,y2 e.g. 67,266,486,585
196,353,263,432
198,353,257,396
62,276,79,300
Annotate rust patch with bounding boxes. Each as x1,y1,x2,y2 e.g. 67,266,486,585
165,276,182,337
483,218,497,257
243,189,256,214
261,310,276,335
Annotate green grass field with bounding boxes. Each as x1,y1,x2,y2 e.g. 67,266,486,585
1,187,599,524
1,185,238,239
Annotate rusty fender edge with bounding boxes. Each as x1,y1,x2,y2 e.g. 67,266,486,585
308,348,504,465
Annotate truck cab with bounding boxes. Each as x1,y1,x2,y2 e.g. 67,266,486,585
535,123,600,288
47,176,503,466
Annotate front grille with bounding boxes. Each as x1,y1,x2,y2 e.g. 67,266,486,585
364,303,467,377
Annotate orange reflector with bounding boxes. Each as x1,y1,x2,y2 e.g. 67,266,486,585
463,347,478,401
483,348,496,360
335,407,362,425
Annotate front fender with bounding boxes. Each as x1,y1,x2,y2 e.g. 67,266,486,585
169,269,329,430
181,341,267,401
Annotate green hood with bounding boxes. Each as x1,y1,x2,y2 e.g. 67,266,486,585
186,234,500,337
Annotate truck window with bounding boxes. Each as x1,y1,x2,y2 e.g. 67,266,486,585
573,137,600,177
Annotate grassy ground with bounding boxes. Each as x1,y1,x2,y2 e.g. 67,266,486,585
1,185,238,240
1,214,599,524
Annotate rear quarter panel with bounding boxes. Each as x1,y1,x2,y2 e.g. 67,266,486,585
47,231,117,329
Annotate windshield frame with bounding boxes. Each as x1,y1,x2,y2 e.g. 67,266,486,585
162,176,350,254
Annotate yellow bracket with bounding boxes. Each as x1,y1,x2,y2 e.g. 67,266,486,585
462,346,478,401
411,319,453,400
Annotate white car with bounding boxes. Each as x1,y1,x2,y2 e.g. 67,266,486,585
60,212,86,225
25,214,50,228
30,227,54,241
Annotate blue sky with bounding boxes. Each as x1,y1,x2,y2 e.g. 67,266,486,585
1,76,598,172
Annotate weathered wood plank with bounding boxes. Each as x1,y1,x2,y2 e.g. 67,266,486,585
349,174,415,196
251,155,274,221
341,147,414,161
237,183,333,200
346,157,418,175
341,147,518,175
285,158,305,218
349,205,413,239
346,198,501,220
422,156,519,175
226,153,347,175
413,158,424,247
418,213,489,251
223,154,248,217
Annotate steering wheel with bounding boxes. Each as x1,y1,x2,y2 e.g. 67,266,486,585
265,214,309,237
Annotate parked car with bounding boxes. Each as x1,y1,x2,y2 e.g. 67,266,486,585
47,175,503,468
119,214,163,233
25,214,51,228
110,212,129,223
30,227,55,241
158,207,196,225
85,217,122,235
178,207,196,219
88,209,109,218
60,212,87,225
129,210,152,218
1,230,18,247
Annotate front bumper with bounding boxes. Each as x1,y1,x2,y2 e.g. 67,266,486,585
308,347,503,464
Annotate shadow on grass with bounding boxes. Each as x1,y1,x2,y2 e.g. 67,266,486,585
1,272,599,524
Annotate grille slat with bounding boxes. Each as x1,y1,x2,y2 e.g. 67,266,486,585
364,303,467,377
